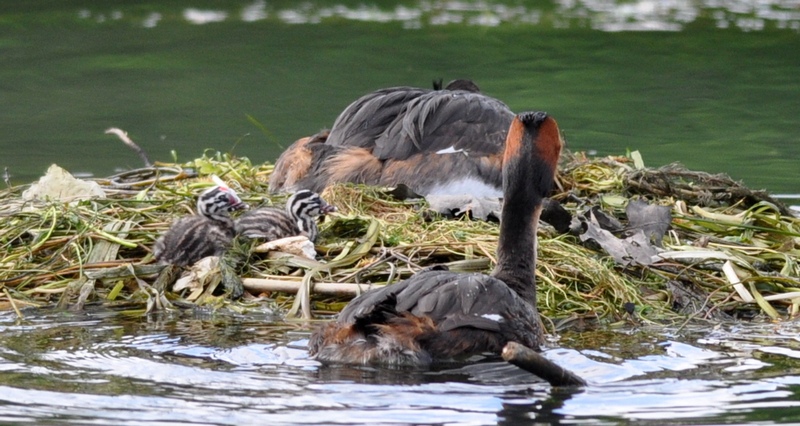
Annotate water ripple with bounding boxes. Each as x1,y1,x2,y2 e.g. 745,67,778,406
4,310,800,424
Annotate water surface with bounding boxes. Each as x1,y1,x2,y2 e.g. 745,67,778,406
3,308,800,424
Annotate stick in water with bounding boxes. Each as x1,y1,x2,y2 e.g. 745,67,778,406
105,128,153,167
502,341,587,387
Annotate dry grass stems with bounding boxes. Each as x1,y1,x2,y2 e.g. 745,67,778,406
1,149,798,332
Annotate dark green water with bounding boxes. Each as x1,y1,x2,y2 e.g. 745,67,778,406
1,1,799,195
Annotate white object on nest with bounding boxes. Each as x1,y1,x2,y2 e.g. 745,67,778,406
253,235,317,259
22,164,105,203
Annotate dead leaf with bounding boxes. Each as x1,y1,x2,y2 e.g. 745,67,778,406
173,256,221,301
626,199,671,246
578,210,658,266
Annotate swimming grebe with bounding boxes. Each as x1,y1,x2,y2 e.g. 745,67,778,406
268,80,515,197
153,185,248,266
234,190,336,243
308,111,562,365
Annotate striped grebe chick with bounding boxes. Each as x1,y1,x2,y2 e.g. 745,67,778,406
234,190,336,243
308,111,562,366
153,185,248,267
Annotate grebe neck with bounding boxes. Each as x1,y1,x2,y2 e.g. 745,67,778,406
491,112,561,304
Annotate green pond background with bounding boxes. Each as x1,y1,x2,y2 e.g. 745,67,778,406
1,1,798,196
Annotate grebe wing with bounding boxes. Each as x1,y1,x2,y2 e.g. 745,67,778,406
373,91,515,161
340,269,518,334
327,87,430,149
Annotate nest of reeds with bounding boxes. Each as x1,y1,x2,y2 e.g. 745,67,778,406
1,149,798,330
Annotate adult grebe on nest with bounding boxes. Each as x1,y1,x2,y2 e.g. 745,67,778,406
268,80,515,198
308,111,562,365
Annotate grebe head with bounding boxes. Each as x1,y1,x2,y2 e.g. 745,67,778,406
502,111,563,202
287,190,337,219
197,185,248,221
444,79,480,92
286,190,336,241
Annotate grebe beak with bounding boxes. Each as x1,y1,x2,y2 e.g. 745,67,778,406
226,195,249,211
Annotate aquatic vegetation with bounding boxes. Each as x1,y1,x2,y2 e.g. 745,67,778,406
1,150,798,330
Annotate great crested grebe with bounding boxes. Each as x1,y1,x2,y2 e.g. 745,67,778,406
268,80,515,198
234,190,336,243
308,111,562,365
153,185,248,267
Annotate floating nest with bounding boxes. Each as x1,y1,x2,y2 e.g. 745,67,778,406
1,150,798,331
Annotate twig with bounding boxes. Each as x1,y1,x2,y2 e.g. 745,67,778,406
243,278,385,295
105,127,153,167
502,342,586,387
3,288,24,319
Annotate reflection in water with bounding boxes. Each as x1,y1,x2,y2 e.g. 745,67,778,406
77,0,800,32
3,309,800,424
142,12,162,28
560,378,800,420
183,8,228,25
